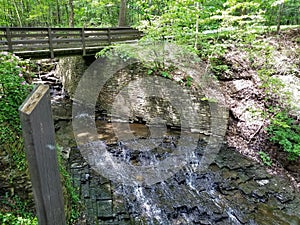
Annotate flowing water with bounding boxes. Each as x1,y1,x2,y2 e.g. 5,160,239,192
63,120,300,225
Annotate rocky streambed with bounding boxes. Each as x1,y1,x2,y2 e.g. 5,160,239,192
55,118,300,225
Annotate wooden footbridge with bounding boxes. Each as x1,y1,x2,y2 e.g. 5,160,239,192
0,27,142,58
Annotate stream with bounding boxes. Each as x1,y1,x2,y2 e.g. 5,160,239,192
54,117,300,225
40,58,300,225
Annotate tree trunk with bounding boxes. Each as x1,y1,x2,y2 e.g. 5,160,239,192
56,0,61,25
69,0,74,27
276,3,284,34
118,0,127,27
194,2,199,51
12,0,22,27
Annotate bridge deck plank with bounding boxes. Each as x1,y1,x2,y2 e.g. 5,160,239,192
0,27,142,58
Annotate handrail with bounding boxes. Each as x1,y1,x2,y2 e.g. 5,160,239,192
0,27,142,58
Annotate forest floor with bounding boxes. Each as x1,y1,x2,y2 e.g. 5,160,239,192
216,27,300,191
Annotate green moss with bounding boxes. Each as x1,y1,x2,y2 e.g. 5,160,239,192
56,146,82,224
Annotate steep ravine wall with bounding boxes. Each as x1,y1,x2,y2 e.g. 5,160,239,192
55,58,227,133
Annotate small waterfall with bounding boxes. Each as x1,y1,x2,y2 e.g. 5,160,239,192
65,121,300,224
108,135,242,225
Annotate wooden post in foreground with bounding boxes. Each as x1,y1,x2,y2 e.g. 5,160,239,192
19,85,66,225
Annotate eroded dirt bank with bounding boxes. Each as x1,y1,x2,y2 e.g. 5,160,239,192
216,28,300,191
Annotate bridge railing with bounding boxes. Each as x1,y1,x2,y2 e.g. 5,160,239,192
0,27,142,58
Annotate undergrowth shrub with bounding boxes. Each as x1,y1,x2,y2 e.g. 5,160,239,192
0,52,36,223
57,146,82,223
267,111,300,160
0,194,37,225
0,52,33,170
0,212,37,225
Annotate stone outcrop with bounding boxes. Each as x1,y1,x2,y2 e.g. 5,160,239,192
55,56,89,98
96,65,218,129
55,58,228,131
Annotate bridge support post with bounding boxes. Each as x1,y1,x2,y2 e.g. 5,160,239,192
6,28,13,52
48,28,54,58
81,28,86,56
107,28,111,45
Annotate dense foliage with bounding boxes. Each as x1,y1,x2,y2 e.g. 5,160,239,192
0,0,137,27
0,194,37,225
267,111,300,160
0,52,33,170
0,0,299,29
0,52,36,224
135,0,299,49
0,212,37,225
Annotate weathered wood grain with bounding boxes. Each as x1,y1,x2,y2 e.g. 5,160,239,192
19,85,66,225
